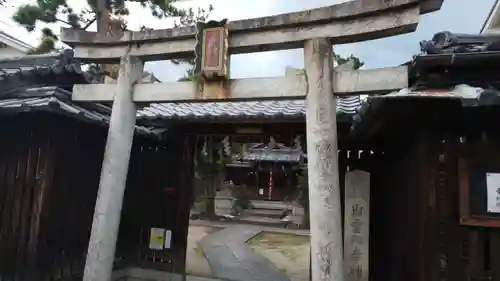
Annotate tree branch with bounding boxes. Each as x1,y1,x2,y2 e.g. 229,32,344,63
82,17,97,30
56,18,72,26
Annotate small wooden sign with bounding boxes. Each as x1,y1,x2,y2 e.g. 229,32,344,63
195,20,229,81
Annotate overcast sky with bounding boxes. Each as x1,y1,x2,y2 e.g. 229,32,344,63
0,0,495,81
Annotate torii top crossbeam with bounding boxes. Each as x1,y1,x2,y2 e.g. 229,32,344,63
61,0,443,62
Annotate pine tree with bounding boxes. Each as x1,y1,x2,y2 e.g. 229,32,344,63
13,0,212,80
13,0,212,32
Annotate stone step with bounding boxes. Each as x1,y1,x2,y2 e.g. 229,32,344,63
250,200,288,210
236,215,288,227
242,208,285,218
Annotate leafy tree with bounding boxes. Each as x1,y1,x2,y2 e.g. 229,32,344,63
334,52,364,70
28,27,59,55
13,0,212,79
13,0,211,32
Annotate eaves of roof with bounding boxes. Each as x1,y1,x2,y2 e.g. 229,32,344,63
351,84,500,136
0,86,155,136
136,96,361,123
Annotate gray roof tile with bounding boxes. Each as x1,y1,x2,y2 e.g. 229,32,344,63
136,96,360,121
0,86,154,135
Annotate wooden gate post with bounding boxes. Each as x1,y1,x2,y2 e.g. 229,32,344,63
304,38,343,281
83,55,144,281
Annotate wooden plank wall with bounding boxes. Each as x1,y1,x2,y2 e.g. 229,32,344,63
0,113,184,281
0,114,106,280
116,131,194,274
376,131,500,281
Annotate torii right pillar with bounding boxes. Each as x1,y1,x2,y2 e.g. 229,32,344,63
304,38,344,281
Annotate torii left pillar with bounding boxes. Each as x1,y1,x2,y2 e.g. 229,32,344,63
83,55,144,281
305,38,343,281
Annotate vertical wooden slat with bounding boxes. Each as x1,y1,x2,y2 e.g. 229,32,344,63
469,229,484,279
27,133,56,278
0,125,22,279
176,134,195,274
421,133,439,281
17,128,40,281
117,141,141,266
0,121,12,278
441,137,465,281
10,124,31,280
489,230,500,281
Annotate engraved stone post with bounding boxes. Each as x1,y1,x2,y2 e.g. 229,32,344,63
304,38,343,281
83,55,144,281
344,170,370,281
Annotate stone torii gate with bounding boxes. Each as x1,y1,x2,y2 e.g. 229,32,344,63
60,1,442,280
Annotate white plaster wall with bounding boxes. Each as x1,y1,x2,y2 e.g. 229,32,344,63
0,46,26,59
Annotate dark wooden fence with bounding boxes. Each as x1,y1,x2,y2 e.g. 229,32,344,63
361,130,500,281
116,132,194,274
0,114,105,280
0,114,193,281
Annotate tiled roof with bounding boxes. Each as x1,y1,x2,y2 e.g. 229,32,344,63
351,84,500,134
0,51,154,135
419,31,500,55
0,50,90,95
136,96,361,121
0,86,153,135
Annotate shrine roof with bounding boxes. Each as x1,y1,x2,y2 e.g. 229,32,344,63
136,96,361,122
0,51,154,136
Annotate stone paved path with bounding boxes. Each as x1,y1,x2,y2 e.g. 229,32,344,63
199,225,291,281
190,219,310,236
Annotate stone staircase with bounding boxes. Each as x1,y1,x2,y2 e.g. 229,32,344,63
236,201,288,227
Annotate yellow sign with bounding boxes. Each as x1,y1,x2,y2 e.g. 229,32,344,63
149,227,165,250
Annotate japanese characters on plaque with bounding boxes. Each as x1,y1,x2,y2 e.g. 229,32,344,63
344,170,370,281
194,19,229,81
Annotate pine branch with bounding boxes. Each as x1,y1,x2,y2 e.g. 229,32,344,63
82,17,97,30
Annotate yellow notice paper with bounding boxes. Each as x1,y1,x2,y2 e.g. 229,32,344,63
149,228,165,250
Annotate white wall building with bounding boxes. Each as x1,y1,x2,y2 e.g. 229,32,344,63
0,30,34,59
482,0,500,33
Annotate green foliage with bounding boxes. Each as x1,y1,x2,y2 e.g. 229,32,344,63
231,188,252,215
296,171,308,207
194,138,232,217
13,0,190,32
296,170,310,228
12,0,212,82
27,27,59,55
334,52,364,70
177,68,195,82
